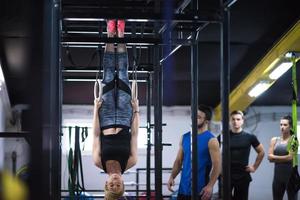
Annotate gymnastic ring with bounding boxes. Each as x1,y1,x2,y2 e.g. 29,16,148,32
94,79,102,99
131,80,138,99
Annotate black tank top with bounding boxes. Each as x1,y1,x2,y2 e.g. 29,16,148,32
100,128,131,174
273,137,292,182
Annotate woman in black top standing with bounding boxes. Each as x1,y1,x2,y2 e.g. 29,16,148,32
268,115,298,200
92,19,139,200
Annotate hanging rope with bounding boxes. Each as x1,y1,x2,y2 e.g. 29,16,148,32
95,21,104,81
287,54,299,167
67,126,88,199
131,45,141,99
94,46,103,99
132,46,138,82
75,126,85,192
131,23,143,100
287,54,300,194
94,23,103,99
68,127,75,199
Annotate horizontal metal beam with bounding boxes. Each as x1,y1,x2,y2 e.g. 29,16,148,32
62,1,151,8
61,44,149,49
62,63,154,72
63,71,152,80
62,69,151,74
64,31,155,36
62,35,160,44
61,36,194,46
63,78,147,83
63,12,221,23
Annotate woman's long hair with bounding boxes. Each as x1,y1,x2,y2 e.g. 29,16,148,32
104,182,124,200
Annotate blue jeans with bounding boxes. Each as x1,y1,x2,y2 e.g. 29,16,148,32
99,52,132,128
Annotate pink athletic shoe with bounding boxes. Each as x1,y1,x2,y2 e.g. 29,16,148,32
107,20,116,35
117,20,125,34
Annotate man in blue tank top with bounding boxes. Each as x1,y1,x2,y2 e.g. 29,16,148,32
167,105,221,200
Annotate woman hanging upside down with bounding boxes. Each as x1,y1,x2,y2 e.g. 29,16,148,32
92,19,139,200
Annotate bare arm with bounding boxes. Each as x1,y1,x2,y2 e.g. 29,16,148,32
126,99,140,170
268,137,276,162
167,136,184,192
246,144,265,172
268,137,293,163
201,138,221,200
170,140,184,180
207,138,221,187
92,98,103,169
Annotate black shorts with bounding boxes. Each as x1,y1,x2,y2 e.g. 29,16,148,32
177,194,202,200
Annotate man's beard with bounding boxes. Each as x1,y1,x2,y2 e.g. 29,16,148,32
197,122,205,129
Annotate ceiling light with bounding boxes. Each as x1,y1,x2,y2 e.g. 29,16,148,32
269,61,293,80
248,81,271,97
284,52,293,58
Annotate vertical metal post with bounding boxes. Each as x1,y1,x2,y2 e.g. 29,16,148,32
221,3,231,200
154,1,163,200
29,0,61,199
162,0,174,106
191,34,199,200
54,1,62,198
217,135,222,199
48,0,61,198
191,1,199,199
154,45,163,200
42,0,61,198
28,0,44,199
136,169,140,198
146,73,152,200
